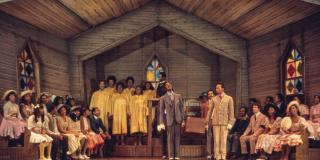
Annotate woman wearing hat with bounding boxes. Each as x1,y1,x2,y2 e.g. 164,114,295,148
27,104,53,160
0,90,25,140
19,90,35,120
274,101,307,160
56,104,88,159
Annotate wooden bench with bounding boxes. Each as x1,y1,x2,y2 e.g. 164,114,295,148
0,116,38,160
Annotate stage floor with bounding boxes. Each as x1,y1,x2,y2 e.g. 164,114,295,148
93,157,207,160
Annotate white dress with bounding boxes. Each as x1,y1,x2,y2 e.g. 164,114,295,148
27,115,53,143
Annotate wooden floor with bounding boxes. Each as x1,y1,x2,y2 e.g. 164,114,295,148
93,157,206,160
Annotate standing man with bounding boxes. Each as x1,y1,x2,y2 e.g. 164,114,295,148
90,80,109,128
156,72,168,159
206,90,214,159
158,82,185,160
206,82,235,160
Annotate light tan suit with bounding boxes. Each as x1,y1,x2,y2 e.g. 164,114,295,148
240,112,267,154
206,93,235,160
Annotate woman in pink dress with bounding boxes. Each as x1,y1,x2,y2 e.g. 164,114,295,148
307,93,320,139
0,90,25,141
80,107,104,157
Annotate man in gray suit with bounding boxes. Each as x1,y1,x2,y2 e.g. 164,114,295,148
158,82,185,160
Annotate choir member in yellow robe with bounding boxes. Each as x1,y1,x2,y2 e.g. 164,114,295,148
105,75,117,95
143,81,156,122
123,76,135,101
110,82,129,145
130,86,148,145
104,75,117,128
90,80,109,128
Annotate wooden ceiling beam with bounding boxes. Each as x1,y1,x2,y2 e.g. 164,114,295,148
56,0,92,28
223,0,271,30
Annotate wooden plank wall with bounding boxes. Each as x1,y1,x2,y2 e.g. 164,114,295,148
0,12,70,99
89,33,223,101
248,13,320,105
69,1,248,105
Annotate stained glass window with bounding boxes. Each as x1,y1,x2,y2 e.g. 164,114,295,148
146,56,164,88
17,45,36,92
285,49,303,95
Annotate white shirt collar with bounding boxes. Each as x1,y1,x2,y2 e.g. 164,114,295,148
167,91,174,96
255,112,261,117
94,115,99,119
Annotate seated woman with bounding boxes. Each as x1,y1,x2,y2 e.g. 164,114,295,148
307,93,320,139
0,90,25,146
294,96,309,120
130,86,148,145
46,103,68,160
19,90,35,121
56,104,88,159
274,101,307,160
69,106,89,159
80,107,105,157
255,104,282,159
27,104,53,160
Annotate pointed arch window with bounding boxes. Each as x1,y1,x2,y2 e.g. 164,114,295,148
282,47,304,102
145,55,165,88
17,41,40,96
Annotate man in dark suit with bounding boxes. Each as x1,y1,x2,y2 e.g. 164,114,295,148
156,72,167,98
156,72,168,159
158,82,185,160
274,93,286,116
90,107,112,157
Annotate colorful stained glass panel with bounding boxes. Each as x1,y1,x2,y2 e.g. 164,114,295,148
295,60,303,77
286,80,295,95
146,56,165,88
286,62,296,78
295,78,303,94
18,46,36,92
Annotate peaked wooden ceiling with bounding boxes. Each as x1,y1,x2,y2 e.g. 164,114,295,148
0,0,319,40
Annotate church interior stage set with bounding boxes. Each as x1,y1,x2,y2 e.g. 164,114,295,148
0,0,320,159
82,25,238,158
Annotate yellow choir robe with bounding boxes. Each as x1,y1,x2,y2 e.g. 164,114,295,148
143,90,156,100
110,92,129,135
130,95,148,134
143,90,156,121
123,87,135,101
104,87,115,113
90,89,110,127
